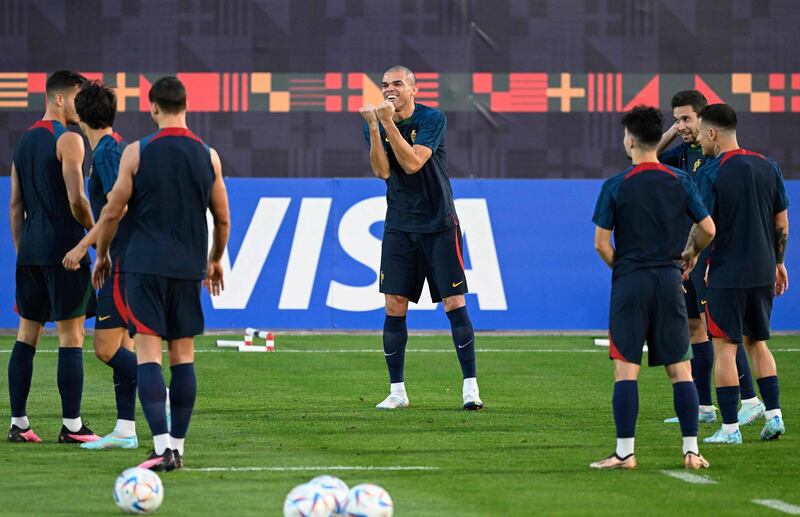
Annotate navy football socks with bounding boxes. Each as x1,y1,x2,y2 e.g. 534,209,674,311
613,380,638,438
690,341,714,406
8,341,35,418
447,306,476,379
138,362,169,436
107,347,137,421
383,315,407,383
736,344,757,400
673,381,699,438
757,375,781,411
57,347,83,419
169,363,197,439
716,385,740,425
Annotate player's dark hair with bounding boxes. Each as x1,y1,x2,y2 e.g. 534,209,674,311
670,90,708,113
74,80,116,129
148,76,187,114
698,104,737,131
384,65,416,86
621,105,663,147
45,70,87,99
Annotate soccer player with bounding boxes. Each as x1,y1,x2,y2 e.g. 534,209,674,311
359,65,481,411
694,104,789,444
60,80,139,449
658,91,764,426
7,70,100,443
90,76,230,470
590,106,715,470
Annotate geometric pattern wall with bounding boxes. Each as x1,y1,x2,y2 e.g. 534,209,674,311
1,0,799,178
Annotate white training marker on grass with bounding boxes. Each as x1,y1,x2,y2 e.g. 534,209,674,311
183,465,440,472
216,340,243,348
660,470,717,485
752,500,800,515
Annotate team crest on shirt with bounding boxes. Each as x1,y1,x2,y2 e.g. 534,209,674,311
693,159,702,172
410,130,417,143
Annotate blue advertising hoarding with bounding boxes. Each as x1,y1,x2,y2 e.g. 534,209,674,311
0,178,797,330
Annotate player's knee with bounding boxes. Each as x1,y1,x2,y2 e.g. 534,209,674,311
385,295,409,316
443,295,465,312
93,337,118,362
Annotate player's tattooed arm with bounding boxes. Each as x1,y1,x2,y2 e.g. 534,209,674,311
681,216,716,279
774,210,789,264
774,209,789,296
360,104,390,179
594,227,616,269
9,163,24,253
375,101,431,174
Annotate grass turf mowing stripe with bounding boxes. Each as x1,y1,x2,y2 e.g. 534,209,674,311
660,470,718,484
183,466,440,472
752,500,800,515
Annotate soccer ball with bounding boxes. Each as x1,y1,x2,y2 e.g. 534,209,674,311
344,484,393,517
283,483,337,517
113,467,164,514
309,475,349,515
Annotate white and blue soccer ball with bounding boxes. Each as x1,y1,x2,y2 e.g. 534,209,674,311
283,482,337,517
113,467,164,515
309,475,349,515
344,484,393,517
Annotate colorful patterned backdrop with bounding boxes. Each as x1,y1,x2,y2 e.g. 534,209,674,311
1,0,799,178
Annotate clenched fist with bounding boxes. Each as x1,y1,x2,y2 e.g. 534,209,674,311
359,104,377,124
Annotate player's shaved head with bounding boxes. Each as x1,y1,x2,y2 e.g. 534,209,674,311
699,104,737,132
621,105,663,148
45,70,87,100
75,80,117,129
149,76,187,114
384,65,416,86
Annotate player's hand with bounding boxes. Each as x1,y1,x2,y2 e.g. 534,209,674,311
62,241,88,271
375,100,395,125
775,263,789,296
359,104,378,124
205,259,225,296
92,253,111,290
681,250,698,280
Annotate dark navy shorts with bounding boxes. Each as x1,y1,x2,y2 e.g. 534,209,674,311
689,265,708,317
380,224,468,304
125,273,204,340
15,264,96,322
683,278,701,319
95,259,128,330
609,267,691,367
705,286,773,344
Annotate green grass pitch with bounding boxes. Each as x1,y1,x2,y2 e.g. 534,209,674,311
0,334,798,516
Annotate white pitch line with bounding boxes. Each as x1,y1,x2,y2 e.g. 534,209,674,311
183,465,440,473
660,470,717,485
752,500,800,515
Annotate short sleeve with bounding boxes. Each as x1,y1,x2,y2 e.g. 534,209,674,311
413,110,446,152
95,147,122,196
592,179,616,230
694,166,717,215
680,173,709,223
771,161,789,212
